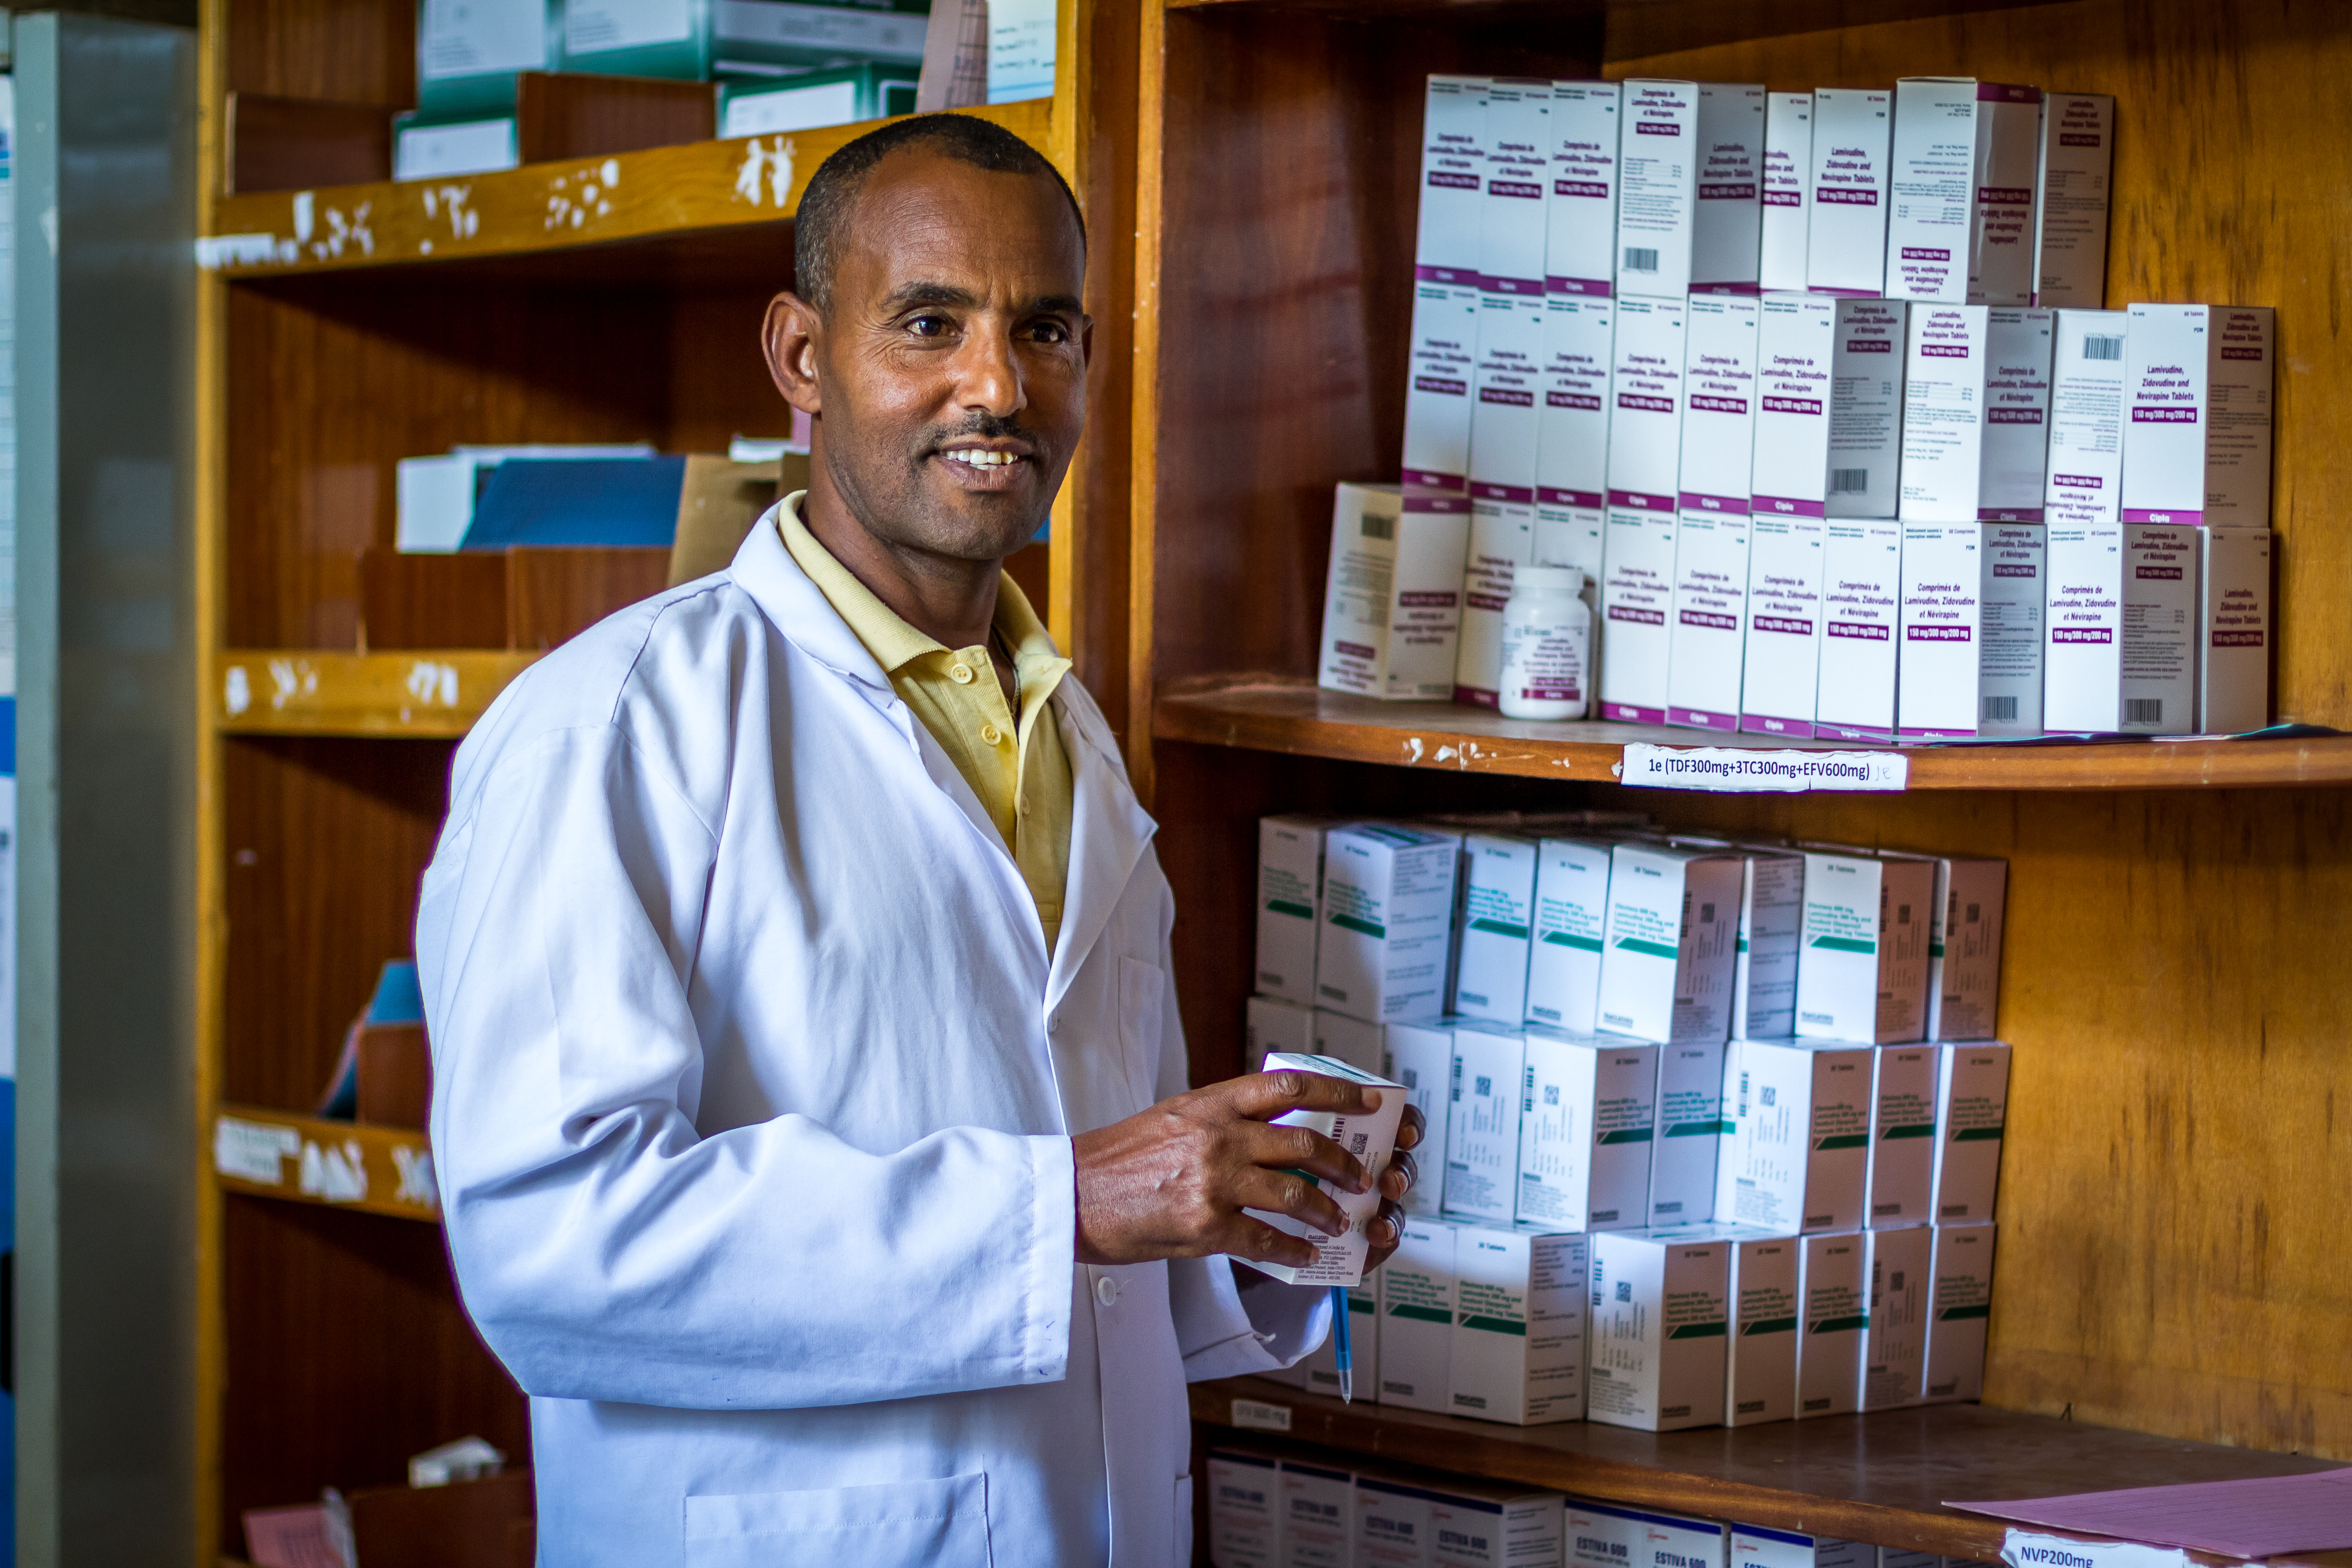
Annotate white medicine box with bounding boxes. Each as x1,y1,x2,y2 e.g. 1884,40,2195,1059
1597,841,1743,1044
1316,823,1463,1023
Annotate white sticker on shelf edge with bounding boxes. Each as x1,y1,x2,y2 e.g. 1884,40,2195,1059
1619,743,1909,792
2000,1529,2188,1568
215,1116,302,1184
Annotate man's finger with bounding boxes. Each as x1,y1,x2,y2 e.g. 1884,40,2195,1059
1364,1200,1406,1268
1226,1215,1320,1271
1234,1120,1369,1196
1230,1165,1352,1242
1395,1104,1426,1152
1378,1150,1417,1203
1225,1069,1380,1124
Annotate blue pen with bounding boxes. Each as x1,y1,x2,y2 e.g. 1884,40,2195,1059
1329,1285,1353,1403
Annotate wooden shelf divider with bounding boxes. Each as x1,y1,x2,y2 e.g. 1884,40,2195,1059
213,1104,441,1223
216,650,539,738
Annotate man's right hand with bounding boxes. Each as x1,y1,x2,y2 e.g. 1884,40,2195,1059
1073,1072,1393,1271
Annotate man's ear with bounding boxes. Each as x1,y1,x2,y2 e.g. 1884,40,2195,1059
762,291,823,415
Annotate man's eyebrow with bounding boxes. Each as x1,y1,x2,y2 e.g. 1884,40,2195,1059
878,281,1084,315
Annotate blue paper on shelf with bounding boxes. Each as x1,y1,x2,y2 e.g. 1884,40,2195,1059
319,960,426,1119
460,456,687,550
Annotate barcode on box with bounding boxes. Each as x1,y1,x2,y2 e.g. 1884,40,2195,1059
2126,697,2164,724
1623,246,1660,273
1361,511,1394,540
1982,695,2018,721
2082,334,2123,361
1830,468,1870,494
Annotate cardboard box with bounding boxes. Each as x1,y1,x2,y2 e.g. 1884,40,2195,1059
1597,841,1743,1045
1588,1230,1731,1431
1318,824,1463,1023
1570,1501,1729,1568
1717,1038,1875,1233
1257,814,1333,1004
1924,1220,1997,1401
1454,833,1541,1024
1298,1278,1380,1403
1247,996,1315,1073
1806,88,1894,296
1516,1028,1657,1231
1742,295,1833,739
1444,1024,1529,1225
1730,848,1806,1040
1315,1010,1388,1078
1526,837,1618,1034
1669,294,1762,732
1599,504,1679,725
1795,849,1935,1044
1691,83,1767,295
2120,303,2275,527
1281,1457,1357,1566
2041,310,2130,732
1404,75,1489,493
2033,93,2115,309
1921,856,2008,1041
1795,1229,1867,1417
1895,520,1983,740
1860,1221,1933,1409
2200,526,2272,734
1385,1020,1456,1218
1616,79,1700,296
1424,1480,1567,1568
1601,294,1689,722
1357,1475,1434,1568
1548,81,1623,299
1814,519,1903,742
1380,1217,1457,1411
1650,1040,1730,1224
1732,1526,1872,1568
1318,482,1472,702
1723,1227,1803,1425
1481,78,1553,291
1884,79,2041,305
1449,1225,1591,1424
1246,1053,1410,1286
1534,295,1613,580
1827,299,1910,519
1208,1448,1284,1567
1932,1043,2010,1222
1980,521,2048,735
1898,303,1992,522
2122,522,2202,735
1459,283,1549,707
1980,308,2057,520
1759,93,1813,293
1867,1044,1939,1228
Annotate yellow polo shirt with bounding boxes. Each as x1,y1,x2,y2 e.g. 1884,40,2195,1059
778,496,1074,955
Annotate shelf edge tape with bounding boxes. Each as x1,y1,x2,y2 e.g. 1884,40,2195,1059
1620,743,1909,794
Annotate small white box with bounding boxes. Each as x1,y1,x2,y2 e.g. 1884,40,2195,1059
1245,1053,1409,1286
1724,1228,1803,1425
1597,841,1743,1045
1588,1229,1731,1431
1600,294,1689,723
1979,522,2048,735
1691,83,1767,295
2123,522,2202,735
1298,1277,1380,1403
2033,93,2115,309
1795,1229,1867,1417
1318,482,1472,702
1806,88,1894,296
1454,833,1540,1024
2200,526,2272,734
1424,1481,1566,1568
1795,849,1935,1044
1718,1038,1875,1233
1407,284,1482,492
1898,303,1992,522
1357,1475,1434,1568
1827,300,1910,519
1444,1024,1529,1225
1247,996,1315,1073
1480,78,1553,291
1281,1457,1356,1566
1932,1043,2010,1222
1616,79,1700,295
1418,75,1490,277
1257,814,1334,1004
1678,290,1763,511
1207,1449,1284,1568
1860,1221,1933,1410
1669,294,1762,733
1759,93,1813,293
1981,308,2057,520
1649,1040,1729,1224
1730,848,1806,1040
1526,837,1618,1033
1607,294,1689,504
1884,79,2041,305
2121,304,2275,528
1741,296,1834,740
1384,1020,1455,1219
1867,1044,1939,1228
1599,505,1678,724
394,115,519,181
1516,1028,1657,1231
1314,1010,1388,1078
1894,520,1985,739
1449,1225,1591,1424
1458,287,1549,707
1534,295,1613,578
1548,82,1623,299
2041,310,2129,731
1570,1501,1728,1568
1924,1220,1997,1401
1732,1525,1871,1568
1812,518,1903,741
1378,1217,1457,1411
1921,856,2008,1041
1318,824,1463,1024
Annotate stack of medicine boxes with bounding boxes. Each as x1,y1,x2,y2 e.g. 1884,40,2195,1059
1249,817,2011,1431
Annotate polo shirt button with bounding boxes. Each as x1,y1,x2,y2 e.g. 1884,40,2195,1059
950,662,975,684
980,723,1004,746
1095,1275,1119,1307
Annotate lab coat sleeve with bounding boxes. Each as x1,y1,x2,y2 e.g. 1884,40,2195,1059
417,725,1076,1411
1138,874,1333,1381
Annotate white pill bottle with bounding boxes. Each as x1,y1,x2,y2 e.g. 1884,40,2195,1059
1496,567,1592,720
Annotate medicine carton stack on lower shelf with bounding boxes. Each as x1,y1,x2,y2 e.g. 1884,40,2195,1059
1247,816,2010,1426
1207,1446,1999,1568
1327,71,2274,739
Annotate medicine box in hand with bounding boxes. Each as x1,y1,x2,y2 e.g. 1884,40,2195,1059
1241,1053,1408,1287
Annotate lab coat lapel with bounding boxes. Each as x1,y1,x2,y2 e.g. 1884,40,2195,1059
1046,691,1156,1016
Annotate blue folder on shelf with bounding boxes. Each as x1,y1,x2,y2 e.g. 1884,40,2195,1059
460,456,688,550
317,960,426,1120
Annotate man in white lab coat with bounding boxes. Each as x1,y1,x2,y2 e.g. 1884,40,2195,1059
418,113,1421,1567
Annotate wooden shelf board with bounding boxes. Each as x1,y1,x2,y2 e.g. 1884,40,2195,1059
213,1105,439,1223
203,98,1051,280
217,650,538,738
1193,1377,2350,1561
1152,678,2352,791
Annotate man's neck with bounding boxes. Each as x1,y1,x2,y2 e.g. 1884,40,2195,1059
800,475,1003,654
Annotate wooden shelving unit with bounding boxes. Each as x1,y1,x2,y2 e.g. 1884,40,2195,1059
215,650,538,736
213,1105,441,1222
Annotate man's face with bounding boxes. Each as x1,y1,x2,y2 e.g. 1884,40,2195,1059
775,149,1089,563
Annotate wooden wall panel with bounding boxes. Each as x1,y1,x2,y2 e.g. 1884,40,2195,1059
1611,0,2352,727
666,285,795,458
226,0,413,106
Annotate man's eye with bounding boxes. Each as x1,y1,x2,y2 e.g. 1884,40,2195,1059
1028,321,1069,343
907,314,952,337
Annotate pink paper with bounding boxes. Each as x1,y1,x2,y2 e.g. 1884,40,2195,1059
241,1504,344,1568
1949,1465,2352,1559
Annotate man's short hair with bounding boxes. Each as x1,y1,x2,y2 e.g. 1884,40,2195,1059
794,113,1087,314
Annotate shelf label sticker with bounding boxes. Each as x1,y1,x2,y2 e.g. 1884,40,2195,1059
2002,1529,2187,1568
215,1116,301,1185
1621,743,1909,793
1229,1398,1293,1434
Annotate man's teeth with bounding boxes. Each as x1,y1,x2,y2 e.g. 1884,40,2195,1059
943,449,1019,468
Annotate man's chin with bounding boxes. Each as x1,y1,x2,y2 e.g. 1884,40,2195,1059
898,482,1050,562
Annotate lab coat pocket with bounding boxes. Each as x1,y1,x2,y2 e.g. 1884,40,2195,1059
683,1473,990,1568
1117,956,1168,1109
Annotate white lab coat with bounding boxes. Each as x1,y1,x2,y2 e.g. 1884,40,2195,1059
416,508,1326,1567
